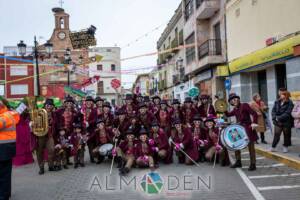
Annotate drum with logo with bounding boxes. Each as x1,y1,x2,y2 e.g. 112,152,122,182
220,124,249,151
99,143,113,156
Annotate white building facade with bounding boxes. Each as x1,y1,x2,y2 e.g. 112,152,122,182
87,47,121,106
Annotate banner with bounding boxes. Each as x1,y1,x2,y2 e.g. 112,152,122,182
70,29,97,49
82,76,100,87
229,34,300,74
64,86,87,98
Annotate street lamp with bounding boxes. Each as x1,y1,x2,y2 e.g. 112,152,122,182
44,40,53,55
17,37,53,96
17,40,27,56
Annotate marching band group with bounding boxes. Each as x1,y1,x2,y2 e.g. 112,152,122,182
33,92,259,176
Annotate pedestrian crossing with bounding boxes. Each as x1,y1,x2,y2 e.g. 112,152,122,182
231,151,300,200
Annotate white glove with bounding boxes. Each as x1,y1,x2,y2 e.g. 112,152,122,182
85,121,89,128
251,123,258,130
168,137,173,145
179,143,184,149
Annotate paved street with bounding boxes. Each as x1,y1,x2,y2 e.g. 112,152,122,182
11,149,300,200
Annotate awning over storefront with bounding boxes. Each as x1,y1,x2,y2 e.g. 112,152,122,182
216,65,229,77
229,34,300,74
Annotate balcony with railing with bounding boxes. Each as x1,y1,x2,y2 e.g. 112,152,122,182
196,39,225,70
196,0,220,19
198,39,222,59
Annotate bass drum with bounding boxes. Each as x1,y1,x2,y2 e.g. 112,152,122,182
221,124,249,151
99,143,113,156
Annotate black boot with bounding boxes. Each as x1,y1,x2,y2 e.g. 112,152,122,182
116,157,124,168
74,163,78,169
230,160,242,168
261,133,267,144
48,166,55,172
248,164,256,171
39,167,45,175
63,165,69,169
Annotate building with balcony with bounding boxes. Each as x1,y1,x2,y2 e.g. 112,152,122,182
182,0,227,99
226,0,300,109
156,2,186,100
86,47,121,106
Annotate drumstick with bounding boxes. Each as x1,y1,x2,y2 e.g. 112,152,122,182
109,140,118,175
170,140,201,167
213,127,222,169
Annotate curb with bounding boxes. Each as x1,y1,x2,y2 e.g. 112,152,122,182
255,146,300,170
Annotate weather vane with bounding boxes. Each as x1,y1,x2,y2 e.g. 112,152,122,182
59,0,64,8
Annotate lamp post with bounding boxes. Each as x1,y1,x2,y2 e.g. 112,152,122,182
64,48,72,86
17,37,53,96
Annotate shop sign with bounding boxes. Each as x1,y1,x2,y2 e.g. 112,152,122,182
229,34,300,74
194,70,212,83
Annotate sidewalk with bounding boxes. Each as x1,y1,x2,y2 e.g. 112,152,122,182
255,129,300,170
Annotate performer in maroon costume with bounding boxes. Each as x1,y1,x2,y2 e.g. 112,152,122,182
225,93,258,171
171,119,199,165
182,97,197,128
198,94,216,119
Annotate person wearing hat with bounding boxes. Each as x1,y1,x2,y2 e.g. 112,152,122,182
135,126,155,171
113,109,130,140
117,128,137,175
55,96,81,165
170,118,199,165
149,121,172,165
198,94,216,119
92,119,113,164
151,95,161,115
138,102,155,132
99,102,114,128
121,94,137,118
82,96,97,163
192,114,207,162
35,99,57,175
0,97,20,200
182,97,197,128
170,99,183,122
54,127,71,171
95,96,104,117
143,96,154,112
225,93,258,171
203,115,229,166
156,100,171,136
70,123,87,168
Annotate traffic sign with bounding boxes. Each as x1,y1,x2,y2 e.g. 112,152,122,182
188,87,199,97
225,79,231,90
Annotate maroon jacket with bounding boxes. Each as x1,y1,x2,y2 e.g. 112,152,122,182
121,104,137,118
70,132,86,153
99,112,114,128
113,118,130,134
202,127,220,147
119,140,137,156
156,109,171,129
198,104,216,119
172,127,199,161
47,111,56,138
225,103,258,142
170,107,183,121
134,141,154,158
94,129,113,146
138,112,155,131
83,108,97,133
149,128,169,151
181,107,198,125
54,108,80,136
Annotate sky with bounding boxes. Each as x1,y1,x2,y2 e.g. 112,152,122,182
0,0,182,89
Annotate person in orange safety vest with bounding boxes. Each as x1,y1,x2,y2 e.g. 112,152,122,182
0,97,20,200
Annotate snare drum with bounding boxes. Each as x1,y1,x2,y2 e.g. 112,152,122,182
99,143,113,156
221,124,249,151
